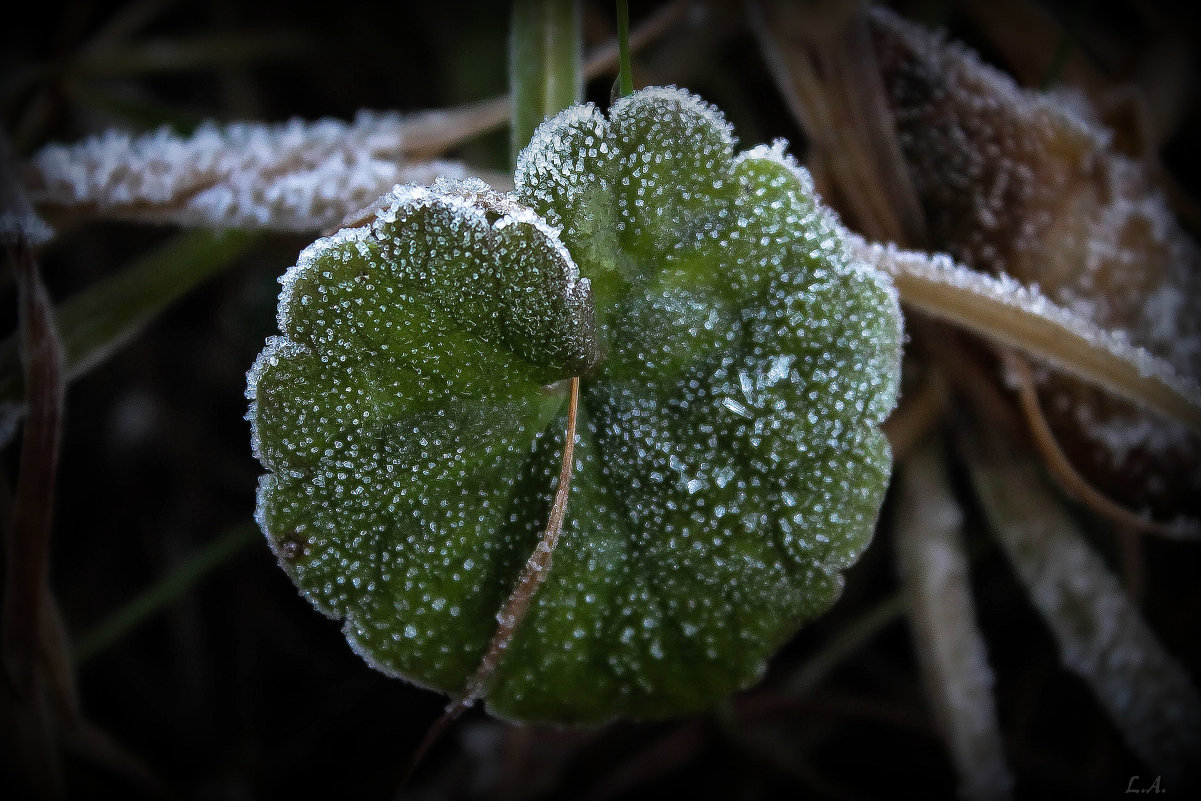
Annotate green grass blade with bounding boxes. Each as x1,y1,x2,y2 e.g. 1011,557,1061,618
617,0,634,97
509,0,582,168
0,228,256,407
74,523,258,665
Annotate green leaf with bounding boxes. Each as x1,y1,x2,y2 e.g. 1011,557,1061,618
248,87,903,723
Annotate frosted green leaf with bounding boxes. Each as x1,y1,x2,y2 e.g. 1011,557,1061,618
248,87,903,723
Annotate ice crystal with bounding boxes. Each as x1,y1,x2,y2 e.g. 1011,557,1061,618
248,87,902,722
24,112,487,232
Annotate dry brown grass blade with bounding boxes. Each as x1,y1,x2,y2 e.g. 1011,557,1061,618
21,2,688,238
1,233,67,796
855,239,1201,437
961,415,1201,786
749,0,926,245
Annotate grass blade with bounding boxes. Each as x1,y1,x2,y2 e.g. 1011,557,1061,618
509,0,582,167
0,228,256,411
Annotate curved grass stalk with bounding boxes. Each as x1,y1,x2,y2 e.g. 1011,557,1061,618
854,238,1201,436
1002,351,1200,540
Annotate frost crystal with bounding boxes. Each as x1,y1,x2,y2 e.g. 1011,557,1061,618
248,87,902,723
24,112,489,232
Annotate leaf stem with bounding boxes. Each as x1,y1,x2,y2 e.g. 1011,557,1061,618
401,377,581,787
461,375,579,702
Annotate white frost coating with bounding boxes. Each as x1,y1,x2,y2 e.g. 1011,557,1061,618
245,335,305,464
24,112,486,232
265,176,596,387
248,85,902,722
897,445,1013,801
276,226,371,336
870,7,1110,160
494,206,590,300
610,85,735,151
970,454,1201,784
733,139,816,198
514,102,610,226
853,237,1201,435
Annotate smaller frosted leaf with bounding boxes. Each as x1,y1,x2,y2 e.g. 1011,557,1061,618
608,87,737,259
492,208,598,376
247,180,600,695
515,104,622,299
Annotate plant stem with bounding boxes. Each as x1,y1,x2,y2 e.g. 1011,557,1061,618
509,0,582,168
617,0,634,97
401,378,581,788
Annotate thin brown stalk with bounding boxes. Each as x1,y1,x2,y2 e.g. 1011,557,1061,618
2,238,64,692
1,234,67,797
1002,350,1199,540
400,377,580,791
